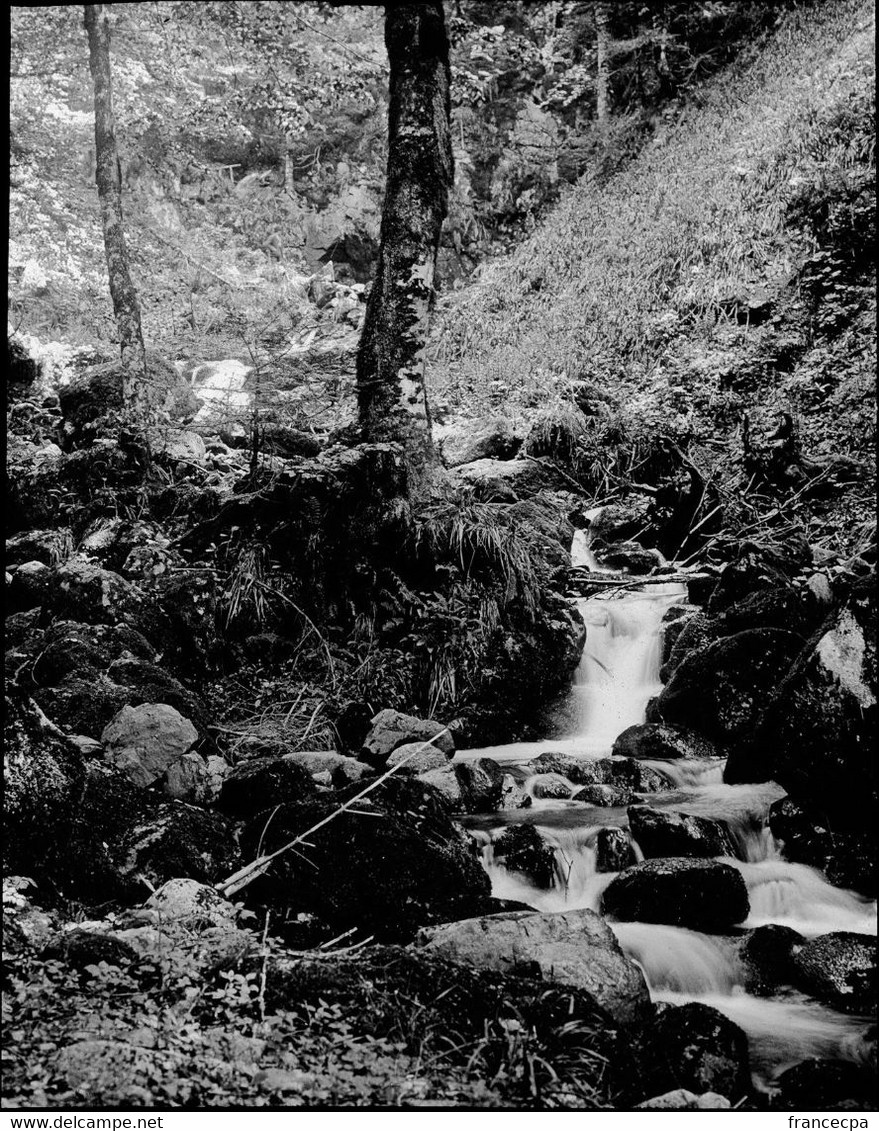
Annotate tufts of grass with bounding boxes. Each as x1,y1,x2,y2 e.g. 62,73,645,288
416,501,543,618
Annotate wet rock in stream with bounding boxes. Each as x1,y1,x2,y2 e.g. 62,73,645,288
530,752,670,792
530,773,574,800
628,804,739,860
738,924,804,995
768,796,876,896
573,783,636,806
491,824,556,887
595,828,638,872
649,628,804,744
612,721,718,762
776,1058,876,1110
601,857,750,930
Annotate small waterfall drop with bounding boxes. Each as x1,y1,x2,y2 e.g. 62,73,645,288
477,823,622,913
612,921,743,995
734,858,878,936
567,585,685,751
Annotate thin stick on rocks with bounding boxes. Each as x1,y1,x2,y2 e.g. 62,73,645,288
215,727,452,898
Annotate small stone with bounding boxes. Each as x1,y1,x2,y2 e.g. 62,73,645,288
146,878,238,929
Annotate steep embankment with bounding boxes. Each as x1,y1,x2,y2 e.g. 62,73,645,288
432,0,875,556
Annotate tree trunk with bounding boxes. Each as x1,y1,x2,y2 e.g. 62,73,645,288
355,1,453,496
284,136,294,194
595,2,610,140
84,3,149,431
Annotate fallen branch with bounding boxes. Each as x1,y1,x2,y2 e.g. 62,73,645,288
215,727,452,898
566,572,712,589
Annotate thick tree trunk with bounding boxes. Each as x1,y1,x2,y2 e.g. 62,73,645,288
595,2,610,139
356,1,453,495
84,4,149,430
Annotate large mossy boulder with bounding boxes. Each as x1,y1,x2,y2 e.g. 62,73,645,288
660,584,821,682
241,778,491,940
587,500,653,546
601,858,749,929
726,581,876,830
452,457,567,502
115,802,241,890
22,617,205,738
58,356,197,446
418,909,651,1024
649,628,804,743
627,804,738,859
101,703,199,788
704,542,811,615
216,755,318,819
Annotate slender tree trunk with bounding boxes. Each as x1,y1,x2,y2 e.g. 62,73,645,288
84,3,149,431
356,1,453,496
284,135,294,194
595,2,610,141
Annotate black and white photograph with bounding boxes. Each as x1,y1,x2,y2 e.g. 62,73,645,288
5,0,877,1117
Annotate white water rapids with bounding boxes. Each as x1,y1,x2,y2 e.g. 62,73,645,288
455,528,877,1092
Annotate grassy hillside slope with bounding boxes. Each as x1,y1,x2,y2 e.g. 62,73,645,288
432,0,875,556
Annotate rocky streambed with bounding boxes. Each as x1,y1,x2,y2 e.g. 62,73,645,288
5,485,877,1109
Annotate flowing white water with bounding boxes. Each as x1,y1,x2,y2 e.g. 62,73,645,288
476,823,626,913
457,581,686,763
459,527,877,1090
571,523,616,572
568,587,685,750
612,921,743,994
735,858,878,936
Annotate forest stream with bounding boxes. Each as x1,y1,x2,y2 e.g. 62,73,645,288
455,525,877,1095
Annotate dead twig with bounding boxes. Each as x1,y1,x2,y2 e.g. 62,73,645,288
215,727,452,898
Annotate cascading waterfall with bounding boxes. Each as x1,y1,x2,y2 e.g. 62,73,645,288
567,587,684,751
458,522,877,1091
611,922,744,995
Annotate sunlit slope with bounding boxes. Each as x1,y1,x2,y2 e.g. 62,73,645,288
432,0,875,420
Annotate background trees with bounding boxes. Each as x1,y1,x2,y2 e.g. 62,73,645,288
83,3,149,431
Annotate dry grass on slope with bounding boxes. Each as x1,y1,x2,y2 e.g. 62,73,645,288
431,0,875,422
